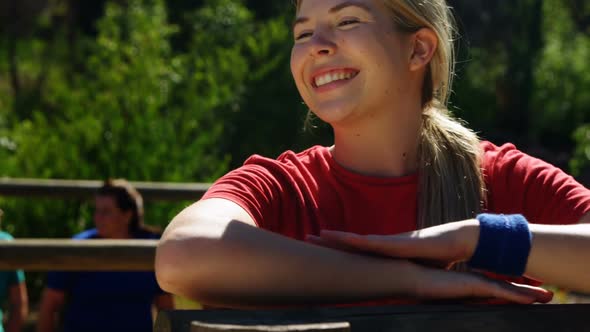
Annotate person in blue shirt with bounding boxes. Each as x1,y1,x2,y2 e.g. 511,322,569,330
0,209,28,332
37,179,174,332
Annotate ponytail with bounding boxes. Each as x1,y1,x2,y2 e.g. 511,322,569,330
417,105,484,230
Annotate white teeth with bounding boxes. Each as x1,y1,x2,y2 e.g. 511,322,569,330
314,71,357,87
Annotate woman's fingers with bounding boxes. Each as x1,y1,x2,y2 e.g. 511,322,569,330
479,279,553,304
420,268,553,304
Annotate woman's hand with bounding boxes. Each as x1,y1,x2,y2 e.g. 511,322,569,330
306,219,480,269
406,263,553,304
307,222,555,304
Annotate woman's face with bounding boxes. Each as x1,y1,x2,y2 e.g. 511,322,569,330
94,195,131,238
291,0,415,126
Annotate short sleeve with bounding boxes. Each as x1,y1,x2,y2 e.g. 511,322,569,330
482,141,590,224
202,157,284,231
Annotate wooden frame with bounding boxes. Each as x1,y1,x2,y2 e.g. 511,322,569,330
0,178,210,201
155,304,590,332
0,239,157,270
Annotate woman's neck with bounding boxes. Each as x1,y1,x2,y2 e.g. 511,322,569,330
330,105,422,178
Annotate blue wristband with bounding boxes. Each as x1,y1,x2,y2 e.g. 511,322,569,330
466,213,532,276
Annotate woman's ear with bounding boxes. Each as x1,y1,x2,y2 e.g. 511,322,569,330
409,28,438,71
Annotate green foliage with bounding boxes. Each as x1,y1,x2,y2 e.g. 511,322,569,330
451,47,508,134
571,125,590,176
0,0,310,241
532,0,590,149
0,0,238,238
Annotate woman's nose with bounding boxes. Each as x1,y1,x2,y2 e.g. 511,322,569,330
308,29,337,57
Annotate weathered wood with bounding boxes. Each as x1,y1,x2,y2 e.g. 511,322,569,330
0,239,157,271
154,304,590,332
190,322,350,332
0,178,210,201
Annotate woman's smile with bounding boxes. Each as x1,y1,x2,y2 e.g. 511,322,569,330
311,67,360,93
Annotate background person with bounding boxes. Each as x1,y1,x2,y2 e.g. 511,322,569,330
0,209,29,332
37,179,174,332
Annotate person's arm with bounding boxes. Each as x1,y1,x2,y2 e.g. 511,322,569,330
521,213,590,291
155,198,551,308
36,288,66,332
311,212,590,293
5,281,28,332
151,293,174,323
153,293,174,311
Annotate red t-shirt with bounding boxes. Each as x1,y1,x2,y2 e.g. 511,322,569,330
202,141,590,305
204,141,590,238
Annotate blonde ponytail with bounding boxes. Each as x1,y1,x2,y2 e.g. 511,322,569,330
418,106,484,229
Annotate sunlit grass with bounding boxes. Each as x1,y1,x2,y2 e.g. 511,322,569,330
174,295,203,309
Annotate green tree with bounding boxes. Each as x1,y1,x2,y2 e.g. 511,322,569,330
0,0,238,236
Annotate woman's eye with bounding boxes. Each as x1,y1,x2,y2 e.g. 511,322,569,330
295,31,313,41
338,19,360,27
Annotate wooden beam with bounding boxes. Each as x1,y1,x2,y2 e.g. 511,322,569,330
0,178,210,201
0,239,157,271
190,322,350,332
155,304,590,332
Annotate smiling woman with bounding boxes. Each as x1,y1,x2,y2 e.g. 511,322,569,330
155,0,590,309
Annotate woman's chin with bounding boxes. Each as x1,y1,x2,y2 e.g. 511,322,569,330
310,103,359,126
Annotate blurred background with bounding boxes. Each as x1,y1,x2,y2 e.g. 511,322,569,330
1,0,590,325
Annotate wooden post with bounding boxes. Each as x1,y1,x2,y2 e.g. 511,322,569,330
0,178,210,201
0,239,157,271
190,322,350,332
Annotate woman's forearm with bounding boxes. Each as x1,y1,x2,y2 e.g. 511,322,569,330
156,216,419,308
525,224,590,293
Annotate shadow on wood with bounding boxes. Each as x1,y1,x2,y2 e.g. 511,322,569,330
155,304,590,332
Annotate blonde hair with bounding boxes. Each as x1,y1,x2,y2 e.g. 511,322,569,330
296,0,484,229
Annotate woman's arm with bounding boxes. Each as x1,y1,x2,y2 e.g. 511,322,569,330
152,293,174,323
36,288,66,332
524,214,590,292
155,198,551,308
153,293,174,311
5,281,28,332
312,213,590,293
